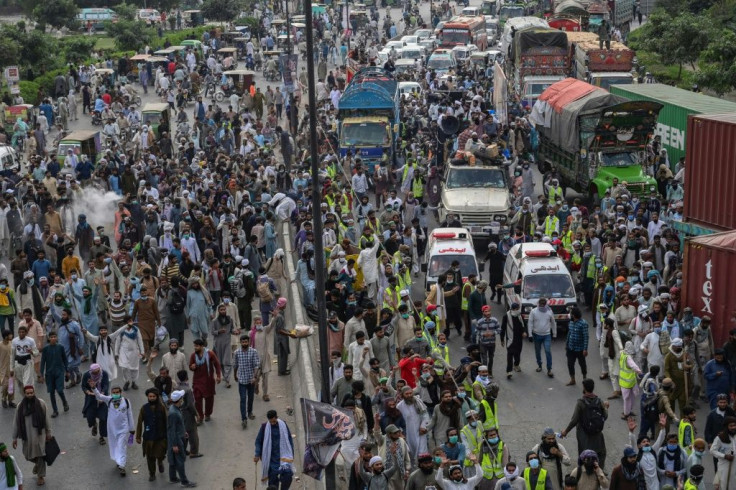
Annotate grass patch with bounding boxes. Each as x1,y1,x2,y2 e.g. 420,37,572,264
634,50,696,89
94,36,116,50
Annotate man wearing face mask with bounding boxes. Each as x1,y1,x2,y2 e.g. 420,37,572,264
478,426,509,489
92,383,135,476
656,432,687,487
501,303,526,379
663,338,691,415
406,452,440,489
523,452,552,489
569,449,609,489
493,461,524,490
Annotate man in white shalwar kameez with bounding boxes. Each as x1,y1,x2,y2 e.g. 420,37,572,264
396,386,429,464
110,316,145,390
11,325,38,389
93,384,135,475
250,316,273,401
83,324,118,381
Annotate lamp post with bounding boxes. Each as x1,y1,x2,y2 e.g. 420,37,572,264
284,0,298,135
304,0,335,485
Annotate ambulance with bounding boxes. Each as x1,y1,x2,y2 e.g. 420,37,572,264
503,242,577,323
424,228,479,290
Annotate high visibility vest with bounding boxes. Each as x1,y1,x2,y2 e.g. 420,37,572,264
412,177,424,198
618,352,636,389
402,163,416,183
548,186,562,201
524,468,548,490
561,231,573,252
585,255,598,279
461,424,483,466
325,194,335,211
571,253,582,267
480,399,498,430
397,268,412,291
367,219,382,234
432,344,450,375
684,479,698,490
461,282,474,311
383,286,400,311
424,332,438,352
338,223,348,241
543,216,559,237
339,198,350,217
327,163,338,179
678,419,694,456
480,441,505,479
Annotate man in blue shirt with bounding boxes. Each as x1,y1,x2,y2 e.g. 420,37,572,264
30,250,51,280
565,307,589,386
254,410,294,489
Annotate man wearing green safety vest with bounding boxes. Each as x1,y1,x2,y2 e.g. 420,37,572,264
431,331,451,376
542,208,560,238
411,172,425,200
677,406,697,456
472,375,499,431
524,452,552,490
423,321,439,352
461,274,477,342
618,341,642,419
547,179,563,203
460,409,484,469
580,243,596,308
478,426,509,487
683,464,705,490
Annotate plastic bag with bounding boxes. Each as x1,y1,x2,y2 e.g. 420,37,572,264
7,377,13,395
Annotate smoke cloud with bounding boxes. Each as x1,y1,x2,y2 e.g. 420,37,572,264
71,187,122,234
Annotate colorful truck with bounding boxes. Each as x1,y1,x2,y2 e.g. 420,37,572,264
530,78,661,201
337,67,399,168
567,32,634,90
509,27,570,105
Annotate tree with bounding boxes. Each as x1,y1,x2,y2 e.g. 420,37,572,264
114,2,138,21
638,11,714,80
32,0,79,32
0,37,22,72
60,36,97,63
201,0,243,23
695,29,736,94
106,19,153,51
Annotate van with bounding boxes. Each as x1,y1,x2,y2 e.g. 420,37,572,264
462,6,482,16
77,8,117,30
0,145,21,176
502,243,577,322
424,228,479,290
137,9,161,23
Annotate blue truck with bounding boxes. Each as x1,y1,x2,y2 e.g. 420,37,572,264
338,67,400,170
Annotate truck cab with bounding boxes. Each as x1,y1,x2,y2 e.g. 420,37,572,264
520,75,565,107
424,228,479,291
503,243,577,322
438,160,510,241
587,71,634,91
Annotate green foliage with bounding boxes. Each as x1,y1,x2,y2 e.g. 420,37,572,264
114,2,138,21
695,29,736,94
156,26,209,49
201,0,243,23
234,17,259,30
33,68,68,97
17,81,41,106
105,19,153,51
60,36,97,63
0,36,22,71
32,0,79,31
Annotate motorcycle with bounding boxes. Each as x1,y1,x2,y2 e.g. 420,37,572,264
91,111,103,126
263,68,279,82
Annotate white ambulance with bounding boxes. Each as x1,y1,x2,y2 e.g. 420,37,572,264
502,242,577,322
424,228,480,290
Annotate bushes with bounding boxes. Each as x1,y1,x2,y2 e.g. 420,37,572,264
17,80,40,105
32,68,68,97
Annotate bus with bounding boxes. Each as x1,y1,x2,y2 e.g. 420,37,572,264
77,8,118,30
438,16,488,51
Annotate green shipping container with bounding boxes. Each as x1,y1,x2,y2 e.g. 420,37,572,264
610,84,736,168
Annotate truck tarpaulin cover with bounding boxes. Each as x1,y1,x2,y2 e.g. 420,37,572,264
511,27,569,63
530,78,626,152
682,230,736,347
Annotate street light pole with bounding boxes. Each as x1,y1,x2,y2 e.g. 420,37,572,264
284,0,298,135
304,0,335,486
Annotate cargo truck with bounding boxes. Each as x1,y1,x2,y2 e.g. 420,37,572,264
509,27,570,105
337,67,399,168
607,0,634,37
609,84,736,168
530,78,661,201
568,34,634,90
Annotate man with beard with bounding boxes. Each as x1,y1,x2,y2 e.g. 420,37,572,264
331,364,355,406
560,379,609,468
663,338,692,415
437,456,484,489
0,441,23,489
492,461,524,490
406,452,439,489
501,303,526,379
569,450,609,489
710,416,736,490
530,428,571,490
427,390,462,448
135,388,168,482
161,338,187,378
478,426,509,489
608,447,642,490
377,424,411,489
12,385,52,486
379,397,406,434
81,363,110,445
397,385,430,463
359,455,396,490
189,338,222,422
210,304,235,388
483,243,506,303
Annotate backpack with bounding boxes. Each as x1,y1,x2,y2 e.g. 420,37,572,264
257,279,273,303
580,397,606,434
230,273,247,299
168,289,185,315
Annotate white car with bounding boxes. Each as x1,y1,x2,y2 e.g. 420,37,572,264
401,35,419,45
461,6,482,16
414,29,432,41
400,45,424,60
451,44,479,62
398,81,423,99
386,40,406,51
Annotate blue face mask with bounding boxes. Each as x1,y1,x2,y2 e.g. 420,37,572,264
528,459,540,469
488,437,499,445
111,393,121,400
457,392,466,399
666,443,678,452
694,450,704,457
641,445,651,452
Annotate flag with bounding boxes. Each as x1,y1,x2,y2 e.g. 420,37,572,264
300,398,357,480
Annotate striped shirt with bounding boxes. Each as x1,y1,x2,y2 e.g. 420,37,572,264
232,347,260,384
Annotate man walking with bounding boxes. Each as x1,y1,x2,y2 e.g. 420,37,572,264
254,410,295,489
81,363,110,445
210,304,236,388
167,390,197,487
12,385,52,486
565,307,589,386
10,325,38,390
528,297,557,378
189,338,222,422
272,298,294,376
233,334,260,429
93,383,135,476
39,331,68,416
135,388,168,482
560,379,609,468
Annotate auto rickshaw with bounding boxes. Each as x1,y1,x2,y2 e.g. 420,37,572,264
93,68,116,88
215,70,256,102
154,46,185,61
222,31,243,45
233,37,249,58
349,9,370,29
56,130,101,166
141,103,172,137
3,104,35,135
183,10,204,27
180,40,204,61
128,54,150,81
217,47,239,68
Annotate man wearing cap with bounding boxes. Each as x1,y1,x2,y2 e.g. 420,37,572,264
406,452,440,489
0,440,23,489
703,349,733,410
358,454,396,489
397,386,430,463
664,338,692,415
167,390,196,487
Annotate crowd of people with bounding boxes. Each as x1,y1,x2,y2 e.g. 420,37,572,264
0,0,733,489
